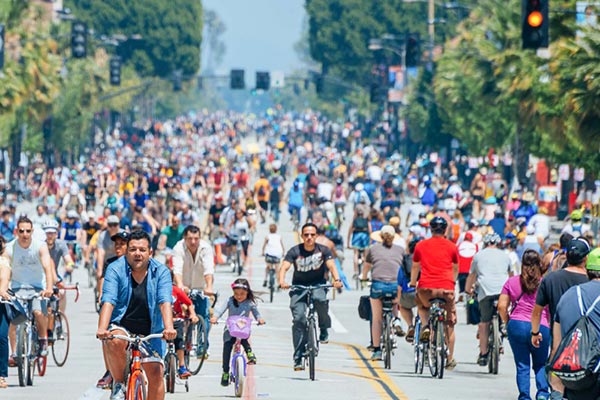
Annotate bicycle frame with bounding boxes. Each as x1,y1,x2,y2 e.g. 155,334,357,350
381,294,396,369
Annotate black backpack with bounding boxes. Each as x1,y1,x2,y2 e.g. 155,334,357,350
547,286,600,391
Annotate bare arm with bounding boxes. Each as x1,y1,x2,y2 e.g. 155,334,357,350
261,237,268,255
0,263,10,298
497,293,510,325
204,274,214,294
530,304,544,347
39,244,54,296
465,272,477,295
279,260,292,288
326,258,343,288
362,262,372,281
550,322,562,358
409,261,421,287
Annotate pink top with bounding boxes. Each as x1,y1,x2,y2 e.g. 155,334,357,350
501,275,550,327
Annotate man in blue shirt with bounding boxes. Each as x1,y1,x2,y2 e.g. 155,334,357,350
96,230,175,400
0,210,15,241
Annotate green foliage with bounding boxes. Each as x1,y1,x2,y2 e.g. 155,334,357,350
66,0,203,78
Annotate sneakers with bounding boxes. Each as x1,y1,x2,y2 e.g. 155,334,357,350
319,329,329,343
393,318,405,337
39,339,48,357
178,366,192,379
405,325,415,343
371,350,382,361
262,280,267,287
8,354,16,368
293,359,304,371
96,370,113,389
110,382,125,400
220,372,230,387
445,359,457,370
477,352,489,366
419,327,430,342
246,350,257,365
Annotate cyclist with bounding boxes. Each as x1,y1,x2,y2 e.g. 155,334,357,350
0,236,10,389
6,216,54,359
82,211,101,267
156,214,184,253
61,209,83,264
561,209,591,238
261,224,284,287
96,215,123,302
208,193,226,241
347,207,371,279
254,173,271,224
465,233,512,366
287,179,304,225
278,222,343,371
211,278,265,386
97,230,176,400
361,225,405,361
172,225,215,351
43,219,75,282
170,274,200,379
409,216,459,370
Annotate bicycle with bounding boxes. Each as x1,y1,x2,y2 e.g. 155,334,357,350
290,284,332,381
84,253,96,289
103,333,164,400
413,315,425,375
222,315,262,397
185,290,218,375
48,283,79,367
334,202,345,231
354,248,366,290
164,340,189,393
380,293,397,370
487,297,503,375
13,290,46,386
229,231,248,276
265,255,280,303
425,298,448,379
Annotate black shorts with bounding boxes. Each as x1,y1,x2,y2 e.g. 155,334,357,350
174,319,185,351
259,200,269,211
478,295,500,323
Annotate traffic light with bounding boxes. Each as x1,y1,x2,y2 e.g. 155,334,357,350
109,57,121,86
173,69,182,92
230,69,245,89
522,0,549,49
0,24,4,71
315,75,324,94
370,83,385,103
71,21,87,59
256,71,270,90
405,33,421,67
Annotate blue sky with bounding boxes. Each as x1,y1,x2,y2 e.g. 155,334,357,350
202,0,305,78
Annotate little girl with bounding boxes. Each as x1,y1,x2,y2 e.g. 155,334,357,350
211,278,265,387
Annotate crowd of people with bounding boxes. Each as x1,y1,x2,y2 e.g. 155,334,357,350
0,108,597,399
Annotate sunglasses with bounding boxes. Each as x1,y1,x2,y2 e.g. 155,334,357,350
19,229,32,234
302,233,316,237
108,223,119,227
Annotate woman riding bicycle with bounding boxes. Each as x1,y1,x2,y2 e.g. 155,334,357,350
261,224,284,288
347,207,372,279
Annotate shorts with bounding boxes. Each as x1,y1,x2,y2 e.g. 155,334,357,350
416,287,457,327
258,200,269,211
370,281,398,300
457,273,469,293
399,291,417,309
351,232,370,249
478,295,500,323
107,324,164,363
14,288,48,316
174,319,185,352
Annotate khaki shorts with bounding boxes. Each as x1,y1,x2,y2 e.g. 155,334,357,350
416,288,457,327
399,291,417,309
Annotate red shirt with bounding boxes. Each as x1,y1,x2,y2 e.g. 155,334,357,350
413,236,459,291
457,241,478,274
172,285,193,319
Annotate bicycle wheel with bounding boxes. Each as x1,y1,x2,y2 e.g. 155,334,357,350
414,321,424,374
236,249,242,276
185,319,207,375
489,317,499,375
27,335,36,386
269,269,275,303
435,321,446,379
165,353,176,393
308,319,318,381
94,289,101,314
427,323,438,378
36,355,47,376
383,314,392,370
17,325,28,387
87,262,95,288
234,356,245,397
127,371,147,400
52,311,70,367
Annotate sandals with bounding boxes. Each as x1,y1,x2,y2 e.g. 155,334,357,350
0,377,8,389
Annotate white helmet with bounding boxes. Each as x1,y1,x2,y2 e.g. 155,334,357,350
355,183,364,192
42,219,59,232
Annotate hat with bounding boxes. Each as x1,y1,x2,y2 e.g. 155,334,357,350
380,225,395,237
107,215,120,224
464,232,473,241
586,248,600,271
111,230,130,242
87,211,96,219
214,193,223,201
567,238,591,265
571,209,583,221
389,216,401,226
67,210,78,219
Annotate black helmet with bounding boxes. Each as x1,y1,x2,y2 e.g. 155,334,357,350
429,216,448,234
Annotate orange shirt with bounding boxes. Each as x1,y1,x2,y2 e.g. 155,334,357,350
254,178,270,201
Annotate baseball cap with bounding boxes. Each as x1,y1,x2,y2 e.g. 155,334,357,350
586,248,600,271
389,216,401,226
111,230,130,242
214,193,223,201
567,238,591,265
107,215,120,225
464,232,473,241
87,211,96,219
380,225,395,237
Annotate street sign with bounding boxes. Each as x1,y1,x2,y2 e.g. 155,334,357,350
558,164,570,181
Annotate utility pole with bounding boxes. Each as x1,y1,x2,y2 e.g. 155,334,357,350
428,0,435,70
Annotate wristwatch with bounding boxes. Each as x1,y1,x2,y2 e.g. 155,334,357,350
530,330,540,336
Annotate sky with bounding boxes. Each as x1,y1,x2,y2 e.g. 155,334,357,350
201,0,306,83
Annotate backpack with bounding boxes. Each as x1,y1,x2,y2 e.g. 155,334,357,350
358,295,371,321
258,185,266,197
547,286,600,391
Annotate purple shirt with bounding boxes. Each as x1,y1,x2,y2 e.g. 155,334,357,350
501,275,550,327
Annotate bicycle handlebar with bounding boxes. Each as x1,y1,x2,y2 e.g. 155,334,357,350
58,283,80,303
104,333,165,343
290,284,333,290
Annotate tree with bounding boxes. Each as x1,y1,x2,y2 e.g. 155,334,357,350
66,0,203,78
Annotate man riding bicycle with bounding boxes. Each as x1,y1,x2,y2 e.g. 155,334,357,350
409,216,459,370
465,233,512,366
97,230,176,400
279,223,343,371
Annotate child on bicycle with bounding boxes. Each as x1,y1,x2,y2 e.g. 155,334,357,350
261,223,284,287
211,278,265,386
171,273,200,378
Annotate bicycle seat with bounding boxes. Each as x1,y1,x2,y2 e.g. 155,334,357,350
430,298,447,305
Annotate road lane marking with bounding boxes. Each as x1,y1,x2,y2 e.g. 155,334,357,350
329,311,348,333
334,342,410,400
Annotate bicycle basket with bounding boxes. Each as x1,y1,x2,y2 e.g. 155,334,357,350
227,315,252,339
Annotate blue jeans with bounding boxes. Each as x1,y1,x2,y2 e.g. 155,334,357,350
193,296,211,350
0,305,9,377
507,319,550,400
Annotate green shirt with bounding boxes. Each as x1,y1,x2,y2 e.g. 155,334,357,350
161,225,185,249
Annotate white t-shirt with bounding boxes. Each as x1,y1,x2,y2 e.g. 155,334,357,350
264,233,284,258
